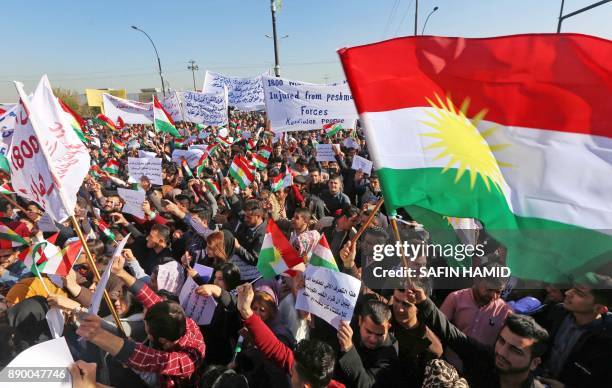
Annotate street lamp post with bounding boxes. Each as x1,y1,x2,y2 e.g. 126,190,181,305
414,0,419,35
187,60,199,91
131,25,166,97
557,0,611,32
422,6,439,35
270,0,281,77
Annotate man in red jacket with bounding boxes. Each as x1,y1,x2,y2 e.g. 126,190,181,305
236,283,344,388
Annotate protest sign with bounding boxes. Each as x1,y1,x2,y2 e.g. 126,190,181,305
342,137,359,150
102,94,153,124
127,157,163,185
179,277,217,325
117,188,146,219
351,155,373,175
178,90,228,126
295,265,361,329
11,76,91,223
0,105,16,156
230,254,261,281
156,261,185,295
0,337,73,387
88,234,130,316
193,264,214,283
171,149,204,168
138,150,157,159
160,91,183,122
315,144,337,162
203,71,265,111
262,75,358,132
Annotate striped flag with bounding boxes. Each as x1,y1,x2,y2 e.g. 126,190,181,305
97,219,116,241
173,137,188,148
102,159,120,175
339,33,612,283
111,137,125,153
95,114,118,131
309,235,339,271
153,96,181,137
257,219,304,279
246,139,257,151
258,146,272,159
251,153,268,170
228,156,254,190
0,222,29,249
19,239,81,277
182,159,193,178
218,136,233,148
58,98,88,143
204,179,220,196
323,123,342,137
0,183,13,194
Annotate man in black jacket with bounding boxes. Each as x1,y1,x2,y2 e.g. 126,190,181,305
233,199,267,267
535,277,612,388
335,299,399,388
413,286,550,388
130,224,175,275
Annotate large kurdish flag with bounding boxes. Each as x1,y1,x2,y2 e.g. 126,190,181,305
339,34,612,283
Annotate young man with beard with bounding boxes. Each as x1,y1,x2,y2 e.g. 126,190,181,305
412,285,550,388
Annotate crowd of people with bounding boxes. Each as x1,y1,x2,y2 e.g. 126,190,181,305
0,108,611,388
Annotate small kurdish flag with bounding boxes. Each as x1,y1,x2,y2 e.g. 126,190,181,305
257,219,304,279
97,219,116,241
20,240,81,277
153,96,181,137
58,98,88,143
258,146,272,159
323,122,342,137
95,114,118,131
228,156,254,190
0,183,13,194
103,159,120,175
111,137,125,153
251,153,268,170
173,137,188,148
0,222,29,249
204,179,220,196
309,234,339,271
246,139,257,151
182,159,193,178
217,136,233,148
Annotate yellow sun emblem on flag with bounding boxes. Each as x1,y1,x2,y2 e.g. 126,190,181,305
420,93,510,192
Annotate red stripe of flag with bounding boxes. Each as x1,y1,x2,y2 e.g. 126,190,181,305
339,33,612,138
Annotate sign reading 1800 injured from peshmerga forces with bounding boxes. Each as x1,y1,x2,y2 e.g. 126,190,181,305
262,76,358,133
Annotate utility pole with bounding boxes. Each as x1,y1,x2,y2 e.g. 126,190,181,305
557,0,611,32
270,0,281,77
414,0,419,35
187,60,199,91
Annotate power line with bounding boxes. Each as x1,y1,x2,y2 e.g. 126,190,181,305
394,0,414,37
381,0,401,39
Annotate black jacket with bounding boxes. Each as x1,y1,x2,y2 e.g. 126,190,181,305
336,331,399,388
233,220,267,265
418,298,545,388
536,304,612,388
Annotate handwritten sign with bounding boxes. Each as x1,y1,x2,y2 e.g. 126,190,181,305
156,261,185,295
230,254,261,281
128,157,163,185
117,188,146,219
316,144,337,162
138,150,157,159
295,265,361,329
179,277,217,325
263,75,358,133
160,92,183,122
203,71,265,111
178,90,228,126
88,234,130,316
171,149,204,169
102,93,153,124
351,155,373,175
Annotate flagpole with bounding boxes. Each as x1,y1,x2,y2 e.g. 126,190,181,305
13,81,125,336
349,197,384,245
70,215,126,337
389,215,410,273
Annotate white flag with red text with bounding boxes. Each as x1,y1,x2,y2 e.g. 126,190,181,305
10,75,90,222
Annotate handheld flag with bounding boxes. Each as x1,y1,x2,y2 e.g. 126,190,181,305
257,219,304,279
309,235,339,271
